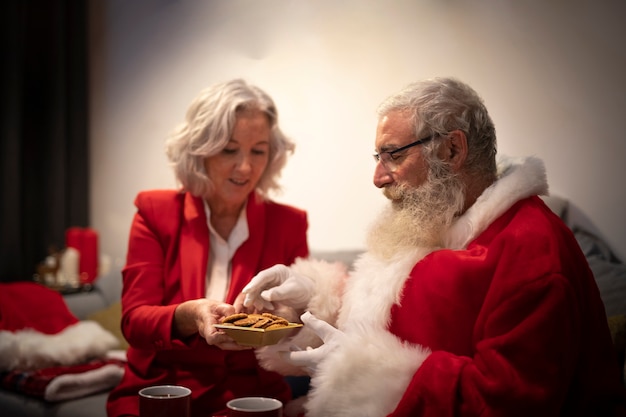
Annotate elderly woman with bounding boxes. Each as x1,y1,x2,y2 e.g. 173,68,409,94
107,79,309,417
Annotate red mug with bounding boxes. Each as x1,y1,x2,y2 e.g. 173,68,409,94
139,385,191,417
226,397,283,417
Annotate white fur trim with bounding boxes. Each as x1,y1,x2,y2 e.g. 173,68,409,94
293,256,349,326
105,349,128,362
0,321,119,371
304,249,433,416
306,331,430,417
284,396,308,417
444,155,548,249
338,248,431,330
44,363,124,402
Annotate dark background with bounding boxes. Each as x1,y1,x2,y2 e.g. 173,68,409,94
1,0,89,282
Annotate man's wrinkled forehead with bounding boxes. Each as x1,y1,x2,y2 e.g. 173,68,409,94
375,110,416,150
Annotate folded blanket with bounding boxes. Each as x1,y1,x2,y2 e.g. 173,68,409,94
1,356,125,402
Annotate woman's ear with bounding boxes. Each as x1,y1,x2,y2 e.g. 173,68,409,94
439,130,468,171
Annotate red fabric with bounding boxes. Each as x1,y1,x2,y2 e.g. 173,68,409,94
0,281,78,334
65,227,99,283
386,197,626,416
107,190,309,417
0,358,125,400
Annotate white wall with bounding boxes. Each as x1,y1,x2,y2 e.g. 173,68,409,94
90,0,626,275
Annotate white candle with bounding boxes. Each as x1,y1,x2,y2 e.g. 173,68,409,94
60,247,80,285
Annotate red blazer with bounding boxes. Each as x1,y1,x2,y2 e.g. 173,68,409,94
107,190,308,417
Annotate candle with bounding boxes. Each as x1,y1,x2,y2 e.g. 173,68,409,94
65,227,99,284
60,247,80,285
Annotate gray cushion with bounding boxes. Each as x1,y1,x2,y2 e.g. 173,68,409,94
0,389,107,417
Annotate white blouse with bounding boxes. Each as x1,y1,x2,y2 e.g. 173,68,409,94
204,201,249,301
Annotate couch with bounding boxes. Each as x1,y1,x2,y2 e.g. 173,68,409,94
1,195,625,417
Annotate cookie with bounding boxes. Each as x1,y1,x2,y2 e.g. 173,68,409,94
261,313,284,321
270,318,289,327
233,317,261,327
220,313,291,329
251,318,272,328
265,322,289,330
221,313,248,324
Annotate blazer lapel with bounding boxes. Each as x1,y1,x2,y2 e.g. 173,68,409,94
180,193,208,300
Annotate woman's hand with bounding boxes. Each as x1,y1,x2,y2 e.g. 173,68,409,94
233,291,256,314
174,298,252,351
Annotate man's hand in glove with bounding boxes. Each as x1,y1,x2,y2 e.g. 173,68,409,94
242,264,315,310
282,311,345,374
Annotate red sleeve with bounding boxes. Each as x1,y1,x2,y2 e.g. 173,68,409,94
391,275,581,417
120,191,190,351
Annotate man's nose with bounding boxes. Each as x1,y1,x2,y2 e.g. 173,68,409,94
373,161,393,188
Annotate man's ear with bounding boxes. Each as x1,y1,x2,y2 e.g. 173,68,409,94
439,130,468,171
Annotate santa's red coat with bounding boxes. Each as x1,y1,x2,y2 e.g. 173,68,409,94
264,157,626,417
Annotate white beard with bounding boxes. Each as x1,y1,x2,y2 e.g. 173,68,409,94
366,164,465,259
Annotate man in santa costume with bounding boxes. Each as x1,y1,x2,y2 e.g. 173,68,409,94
241,77,626,416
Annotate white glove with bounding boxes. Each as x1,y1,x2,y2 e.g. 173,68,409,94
242,264,315,310
283,311,345,374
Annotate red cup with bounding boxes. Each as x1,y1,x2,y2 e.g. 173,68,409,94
139,385,191,417
226,397,283,417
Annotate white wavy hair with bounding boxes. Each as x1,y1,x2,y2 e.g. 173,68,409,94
165,79,295,198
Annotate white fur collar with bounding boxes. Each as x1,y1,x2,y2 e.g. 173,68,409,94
444,155,548,249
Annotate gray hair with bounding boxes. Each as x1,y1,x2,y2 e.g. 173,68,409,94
165,79,294,198
376,77,497,179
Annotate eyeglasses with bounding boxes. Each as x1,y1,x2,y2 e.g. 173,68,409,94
373,135,435,171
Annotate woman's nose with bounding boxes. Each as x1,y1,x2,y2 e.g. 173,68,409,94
236,154,252,172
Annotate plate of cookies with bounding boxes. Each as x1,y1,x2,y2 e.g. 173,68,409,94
214,312,303,347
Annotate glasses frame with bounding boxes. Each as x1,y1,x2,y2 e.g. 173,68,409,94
373,135,436,167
